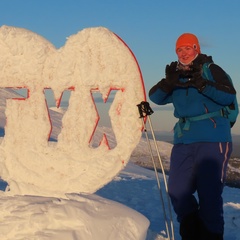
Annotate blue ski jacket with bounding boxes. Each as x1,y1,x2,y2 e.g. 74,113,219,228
149,54,236,144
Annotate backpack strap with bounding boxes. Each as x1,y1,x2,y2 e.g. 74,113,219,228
202,62,214,80
176,110,223,137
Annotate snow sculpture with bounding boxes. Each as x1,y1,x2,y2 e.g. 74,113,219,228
0,25,145,197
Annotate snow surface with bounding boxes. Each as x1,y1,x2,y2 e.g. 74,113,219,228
0,161,240,240
0,25,239,240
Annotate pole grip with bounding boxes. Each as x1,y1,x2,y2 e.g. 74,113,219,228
137,101,154,118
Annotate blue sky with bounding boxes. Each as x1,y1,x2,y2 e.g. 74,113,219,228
1,0,240,134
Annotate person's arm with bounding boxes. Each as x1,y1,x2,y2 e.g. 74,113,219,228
209,64,236,94
187,63,236,106
149,80,173,105
201,64,236,106
149,61,181,105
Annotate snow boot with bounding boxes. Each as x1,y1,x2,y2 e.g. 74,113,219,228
200,231,223,240
180,211,201,240
198,220,223,240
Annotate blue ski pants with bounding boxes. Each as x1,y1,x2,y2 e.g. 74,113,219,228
168,142,232,234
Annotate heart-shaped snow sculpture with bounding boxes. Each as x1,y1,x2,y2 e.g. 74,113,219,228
0,25,145,197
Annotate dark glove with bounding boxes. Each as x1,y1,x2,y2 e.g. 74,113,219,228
165,61,180,83
187,72,207,92
158,62,181,93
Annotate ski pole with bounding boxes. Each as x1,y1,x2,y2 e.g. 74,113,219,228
138,112,170,240
137,101,175,240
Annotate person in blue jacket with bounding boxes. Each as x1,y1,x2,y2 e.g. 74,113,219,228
149,33,236,240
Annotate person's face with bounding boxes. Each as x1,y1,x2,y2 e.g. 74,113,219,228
176,46,198,65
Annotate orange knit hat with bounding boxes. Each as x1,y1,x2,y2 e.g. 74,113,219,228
176,33,201,54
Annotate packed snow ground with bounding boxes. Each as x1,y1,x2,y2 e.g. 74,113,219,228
0,159,240,240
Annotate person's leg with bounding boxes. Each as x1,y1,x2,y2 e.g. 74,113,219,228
168,144,199,239
195,142,232,239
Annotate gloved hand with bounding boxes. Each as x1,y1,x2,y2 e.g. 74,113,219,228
158,61,181,93
187,72,207,92
165,61,180,84
184,62,207,92
190,61,202,73
173,63,206,91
